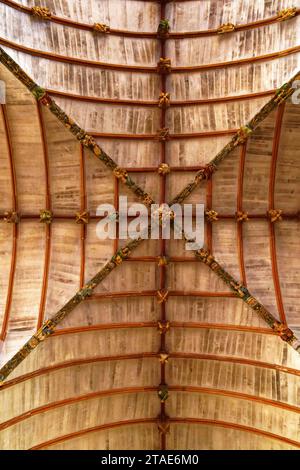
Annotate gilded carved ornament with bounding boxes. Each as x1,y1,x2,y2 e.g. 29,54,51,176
158,384,169,402
157,256,169,267
3,211,19,223
93,23,110,33
268,209,282,222
157,290,169,304
158,92,170,108
205,209,219,222
113,167,128,183
157,19,170,38
217,23,235,34
236,211,249,222
277,7,297,21
158,163,171,175
75,211,90,224
156,127,170,141
31,6,52,19
157,58,171,74
40,210,53,224
157,320,170,334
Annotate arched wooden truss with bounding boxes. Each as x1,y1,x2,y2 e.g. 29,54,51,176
0,0,299,450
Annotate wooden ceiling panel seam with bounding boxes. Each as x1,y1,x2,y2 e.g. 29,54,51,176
1,0,299,39
0,104,18,343
1,37,299,73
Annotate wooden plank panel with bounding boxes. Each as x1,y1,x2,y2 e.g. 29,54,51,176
21,0,161,29
212,148,240,212
94,261,157,293
41,106,83,215
275,102,300,212
168,423,297,450
168,55,300,100
167,357,300,405
166,19,300,67
211,221,240,280
53,98,160,134
167,297,266,328
0,221,45,366
0,224,13,331
0,105,12,211
167,97,270,133
243,220,278,318
168,261,232,293
5,327,160,379
168,327,300,367
166,136,231,167
0,392,160,449
275,220,300,334
167,0,299,32
57,297,159,329
243,110,276,212
0,4,160,65
44,220,81,318
46,423,160,450
168,391,300,441
0,357,159,424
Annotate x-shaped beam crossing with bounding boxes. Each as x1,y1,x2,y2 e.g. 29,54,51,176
0,46,299,389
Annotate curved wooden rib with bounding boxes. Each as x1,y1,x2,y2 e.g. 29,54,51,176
170,418,300,448
173,46,300,72
30,418,157,450
79,144,86,288
1,384,300,433
0,104,17,342
206,178,213,252
52,322,275,337
28,417,300,450
269,104,286,324
1,37,299,73
47,89,275,107
36,102,51,329
113,176,119,252
159,1,168,449
90,130,238,140
2,0,299,39
2,351,300,392
1,212,297,222
237,143,247,285
87,291,237,299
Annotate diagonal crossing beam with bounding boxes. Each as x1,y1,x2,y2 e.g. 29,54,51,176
0,47,299,384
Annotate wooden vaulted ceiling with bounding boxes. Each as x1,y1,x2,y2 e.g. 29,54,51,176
0,0,300,450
